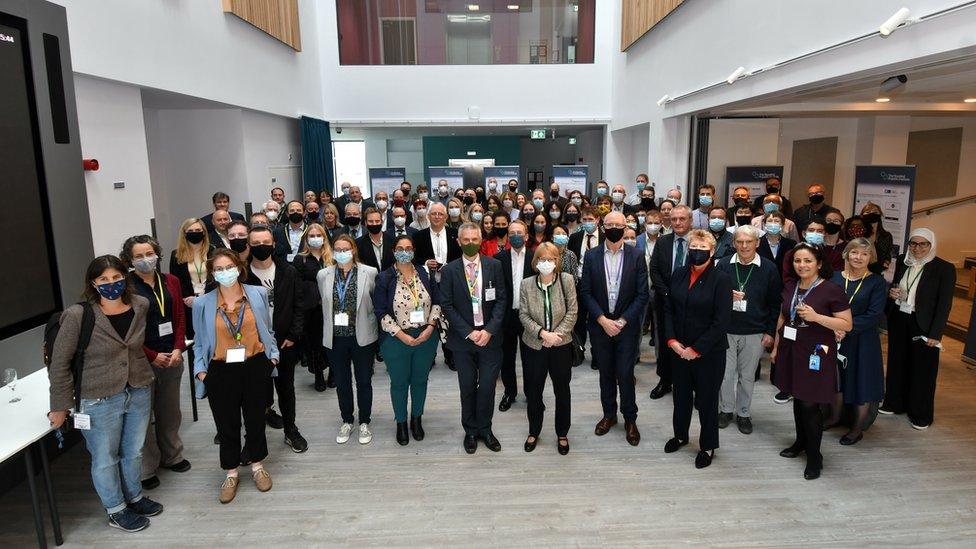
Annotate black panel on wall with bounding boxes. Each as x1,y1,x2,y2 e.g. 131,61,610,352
42,33,69,143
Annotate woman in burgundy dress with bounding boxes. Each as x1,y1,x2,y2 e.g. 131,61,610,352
771,243,852,480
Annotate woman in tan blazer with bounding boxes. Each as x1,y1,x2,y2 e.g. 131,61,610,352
519,242,578,455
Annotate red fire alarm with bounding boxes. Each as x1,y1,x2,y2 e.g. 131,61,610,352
83,158,99,171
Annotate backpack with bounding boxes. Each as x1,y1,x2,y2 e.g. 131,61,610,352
44,302,96,414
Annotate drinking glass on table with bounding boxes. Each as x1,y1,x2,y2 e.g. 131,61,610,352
3,368,20,403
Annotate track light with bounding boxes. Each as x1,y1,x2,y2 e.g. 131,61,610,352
875,97,891,103
879,7,911,36
880,75,907,93
726,66,746,85
656,94,670,107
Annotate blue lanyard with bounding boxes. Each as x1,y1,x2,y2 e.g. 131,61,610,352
336,267,353,309
790,278,822,324
218,300,248,342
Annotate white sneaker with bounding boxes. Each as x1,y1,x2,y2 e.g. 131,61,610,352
910,422,929,430
358,423,373,445
336,423,353,444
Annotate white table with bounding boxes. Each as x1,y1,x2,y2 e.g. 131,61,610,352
0,369,64,548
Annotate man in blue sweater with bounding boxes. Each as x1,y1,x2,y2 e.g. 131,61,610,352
716,225,782,434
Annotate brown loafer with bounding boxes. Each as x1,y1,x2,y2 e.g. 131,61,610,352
625,421,641,446
253,468,272,492
219,476,239,504
594,416,617,436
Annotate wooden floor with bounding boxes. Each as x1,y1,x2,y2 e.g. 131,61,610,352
3,336,976,547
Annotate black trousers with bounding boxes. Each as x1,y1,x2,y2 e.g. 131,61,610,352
206,353,272,470
590,331,638,422
793,399,823,469
654,298,672,385
672,351,724,451
454,343,502,437
328,336,375,424
522,343,573,437
265,345,299,432
884,311,941,426
500,311,522,398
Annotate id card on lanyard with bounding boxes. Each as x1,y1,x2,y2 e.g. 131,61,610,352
151,273,173,336
219,301,248,363
335,268,352,326
464,262,483,324
400,271,426,324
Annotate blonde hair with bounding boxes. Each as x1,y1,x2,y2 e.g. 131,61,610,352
531,242,562,274
687,228,717,250
842,237,877,264
176,218,210,264
299,222,333,263
465,202,485,222
321,203,341,227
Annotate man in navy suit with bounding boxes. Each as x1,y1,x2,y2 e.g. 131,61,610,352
385,205,417,240
201,191,245,233
494,219,533,412
648,204,693,399
581,211,649,446
440,222,508,454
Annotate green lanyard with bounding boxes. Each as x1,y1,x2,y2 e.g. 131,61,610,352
734,261,756,292
904,265,925,295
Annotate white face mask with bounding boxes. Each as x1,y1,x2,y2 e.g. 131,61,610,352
375,200,388,210
646,223,661,235
536,260,556,275
448,207,461,217
439,186,449,196
265,210,278,221
415,209,428,217
393,216,406,227
307,236,324,249
503,200,514,208
612,192,625,203
418,192,428,200
488,182,497,190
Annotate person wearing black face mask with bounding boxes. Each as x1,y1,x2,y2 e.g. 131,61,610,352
170,218,217,339
793,183,831,232
272,200,309,263
356,208,395,271
858,202,893,275
508,179,520,193
245,226,308,453
752,177,793,217
663,229,733,469
340,203,364,240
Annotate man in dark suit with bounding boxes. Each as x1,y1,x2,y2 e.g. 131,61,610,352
357,207,394,272
386,205,417,240
334,182,352,222
201,191,245,233
440,222,508,454
568,206,603,359
413,203,461,368
339,185,374,225
581,211,649,446
271,200,308,261
493,219,532,412
648,204,693,399
547,182,568,211
339,202,365,240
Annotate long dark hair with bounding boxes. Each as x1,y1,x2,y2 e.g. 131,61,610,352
788,242,833,281
82,255,134,304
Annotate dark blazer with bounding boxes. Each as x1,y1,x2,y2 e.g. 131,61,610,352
356,233,395,272
886,254,956,340
385,226,418,242
753,195,793,218
323,224,343,243
271,223,308,260
439,255,507,350
201,210,245,233
568,229,602,267
373,266,440,343
580,244,649,338
246,258,304,345
649,232,679,296
495,247,534,325
292,253,326,311
412,226,461,267
208,230,228,250
757,235,796,278
338,224,366,241
664,264,733,357
168,248,216,299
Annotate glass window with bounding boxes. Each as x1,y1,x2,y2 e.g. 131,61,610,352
332,141,369,195
336,1,595,65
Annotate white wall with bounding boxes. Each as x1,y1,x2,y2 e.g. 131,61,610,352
706,119,780,200
241,110,303,204
575,128,606,181
74,76,155,255
777,118,861,212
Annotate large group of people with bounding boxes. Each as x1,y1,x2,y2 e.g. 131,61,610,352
45,176,955,531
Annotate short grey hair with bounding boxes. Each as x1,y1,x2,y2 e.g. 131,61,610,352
733,224,760,241
344,202,361,215
458,222,481,237
262,201,279,211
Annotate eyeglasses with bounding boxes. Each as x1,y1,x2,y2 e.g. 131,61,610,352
394,247,414,253
907,241,931,249
212,265,237,273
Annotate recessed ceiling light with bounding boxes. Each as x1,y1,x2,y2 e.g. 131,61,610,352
875,97,891,103
467,4,479,11
965,98,976,103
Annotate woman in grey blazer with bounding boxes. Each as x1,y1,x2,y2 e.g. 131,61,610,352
519,242,578,455
318,235,379,445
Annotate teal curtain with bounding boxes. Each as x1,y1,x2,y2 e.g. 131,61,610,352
300,116,334,193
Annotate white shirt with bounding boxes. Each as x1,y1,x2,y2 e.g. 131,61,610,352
511,247,526,309
624,191,643,206
430,227,448,282
370,234,384,266
462,256,484,326
730,253,761,267
644,237,657,271
410,217,431,230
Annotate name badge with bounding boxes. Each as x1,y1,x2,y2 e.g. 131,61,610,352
158,321,174,336
73,413,91,430
485,287,496,302
899,301,914,314
409,310,426,324
226,345,246,364
808,354,821,371
732,300,747,312
471,301,481,316
286,253,296,263
334,312,349,326
193,282,206,296
783,326,798,341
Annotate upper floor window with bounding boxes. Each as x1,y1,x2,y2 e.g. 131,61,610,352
336,1,595,65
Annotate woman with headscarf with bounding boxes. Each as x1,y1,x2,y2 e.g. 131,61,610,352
880,228,955,430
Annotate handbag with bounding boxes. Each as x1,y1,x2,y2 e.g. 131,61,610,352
558,273,585,367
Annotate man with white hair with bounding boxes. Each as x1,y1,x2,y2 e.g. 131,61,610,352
715,224,782,434
341,202,363,239
413,202,462,369
262,200,282,226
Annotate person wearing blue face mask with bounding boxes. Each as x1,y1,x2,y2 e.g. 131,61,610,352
757,211,797,283
707,206,735,260
692,184,716,229
494,220,534,411
531,189,547,211
595,180,610,198
568,206,604,361
47,255,162,531
750,194,799,241
625,173,650,207
551,224,581,283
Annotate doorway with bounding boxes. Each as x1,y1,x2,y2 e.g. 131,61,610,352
446,15,491,65
380,18,416,65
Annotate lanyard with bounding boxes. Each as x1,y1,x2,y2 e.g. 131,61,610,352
464,260,480,300
844,272,868,304
398,269,423,310
336,267,353,309
904,264,925,295
218,299,248,342
192,259,205,282
150,273,166,317
605,250,623,292
790,278,822,324
734,261,756,292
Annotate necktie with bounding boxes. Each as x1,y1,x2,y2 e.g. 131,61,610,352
674,237,685,273
466,261,484,326
587,234,593,250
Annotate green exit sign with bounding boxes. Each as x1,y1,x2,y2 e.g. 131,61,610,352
530,129,547,140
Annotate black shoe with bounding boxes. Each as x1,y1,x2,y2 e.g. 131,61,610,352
314,377,328,392
839,431,863,446
664,437,688,453
779,444,804,458
773,391,792,404
498,394,515,412
804,465,822,480
213,433,220,445
483,432,502,452
649,382,672,400
718,412,733,429
265,408,284,430
736,416,753,435
591,362,599,370
162,459,191,473
108,508,150,532
326,374,336,389
410,416,425,441
877,405,897,415
376,353,384,363
558,437,570,455
448,362,457,371
396,422,409,446
128,497,163,517
524,436,538,453
695,450,714,469
141,476,160,491
463,434,477,454
284,429,309,453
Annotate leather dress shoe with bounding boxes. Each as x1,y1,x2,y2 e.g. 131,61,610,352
736,416,753,435
463,434,478,454
557,437,569,455
410,416,425,441
664,437,688,453
594,416,617,436
804,465,822,480
649,382,672,400
625,422,641,446
718,412,734,429
779,444,804,458
396,422,409,446
483,432,502,452
498,394,515,412
524,436,538,453
695,450,714,469
839,431,863,446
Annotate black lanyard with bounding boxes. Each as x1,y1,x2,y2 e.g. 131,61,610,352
218,300,248,343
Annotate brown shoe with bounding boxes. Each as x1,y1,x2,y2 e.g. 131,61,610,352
594,416,617,436
253,468,272,492
219,476,239,504
625,421,641,446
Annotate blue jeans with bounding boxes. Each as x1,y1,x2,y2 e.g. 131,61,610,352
80,385,152,514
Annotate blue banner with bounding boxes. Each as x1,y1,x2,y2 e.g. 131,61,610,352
724,166,783,207
551,165,588,196
428,167,465,192
484,166,520,193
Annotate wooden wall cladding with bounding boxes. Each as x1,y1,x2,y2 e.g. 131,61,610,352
222,0,302,51
621,0,685,51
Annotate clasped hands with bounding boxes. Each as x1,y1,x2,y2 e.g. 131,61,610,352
151,351,184,368
669,340,698,361
468,329,493,347
539,330,564,348
597,315,626,337
399,325,435,347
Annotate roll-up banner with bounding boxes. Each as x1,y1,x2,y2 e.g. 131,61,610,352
853,165,916,282
724,166,783,207
428,166,465,193
368,167,406,198
552,165,588,197
484,166,520,194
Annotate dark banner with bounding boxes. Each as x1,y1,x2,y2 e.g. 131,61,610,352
724,166,783,207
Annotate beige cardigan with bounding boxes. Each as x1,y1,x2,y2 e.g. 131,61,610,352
518,272,578,351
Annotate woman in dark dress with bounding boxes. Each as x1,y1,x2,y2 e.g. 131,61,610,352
771,243,852,480
168,218,215,339
293,223,334,391
825,238,886,445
